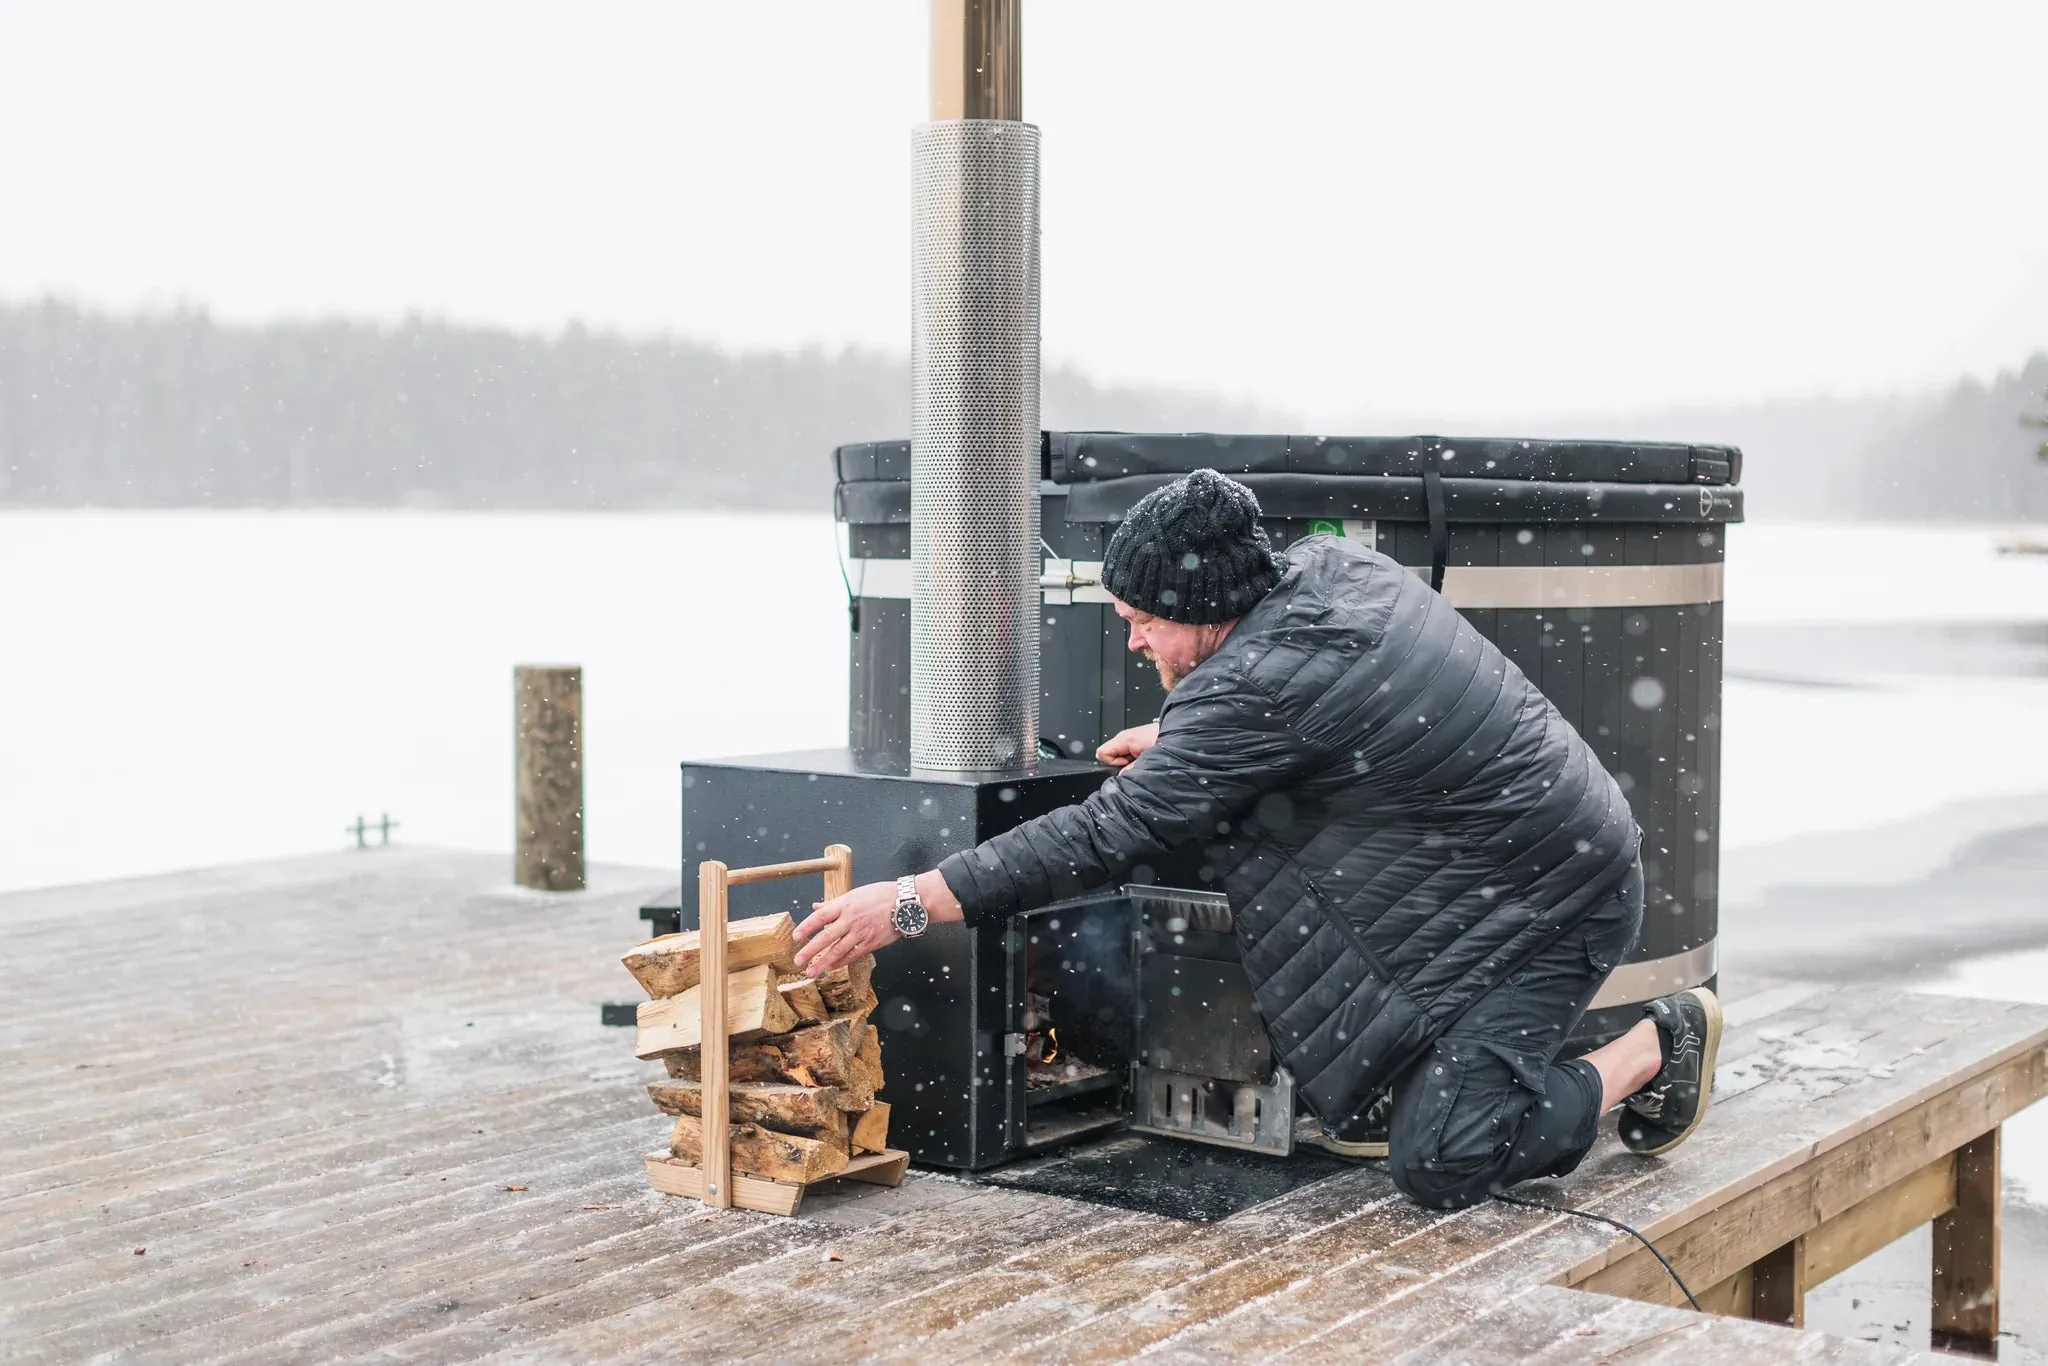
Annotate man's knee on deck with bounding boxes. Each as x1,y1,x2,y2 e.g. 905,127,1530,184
1380,1040,1514,1210
1381,1040,1604,1211
1386,1151,1503,1210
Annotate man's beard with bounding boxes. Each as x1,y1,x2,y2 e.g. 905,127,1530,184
1146,649,1184,692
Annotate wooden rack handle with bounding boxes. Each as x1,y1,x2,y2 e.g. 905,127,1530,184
721,846,854,896
697,859,732,1210
727,855,833,886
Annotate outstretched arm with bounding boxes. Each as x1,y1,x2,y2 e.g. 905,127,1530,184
796,677,1305,974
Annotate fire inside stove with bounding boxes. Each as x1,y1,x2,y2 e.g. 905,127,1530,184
1025,995,1116,1096
1018,901,1136,1148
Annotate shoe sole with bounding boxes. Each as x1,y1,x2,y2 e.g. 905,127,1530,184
1317,1137,1389,1160
1632,986,1723,1157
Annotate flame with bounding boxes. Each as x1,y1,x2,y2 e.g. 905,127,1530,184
1043,1027,1060,1064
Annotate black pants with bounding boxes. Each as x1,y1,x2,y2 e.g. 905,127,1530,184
1363,865,1645,1210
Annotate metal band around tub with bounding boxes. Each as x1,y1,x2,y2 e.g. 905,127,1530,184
1425,561,1724,610
846,559,1725,610
1589,939,1719,1012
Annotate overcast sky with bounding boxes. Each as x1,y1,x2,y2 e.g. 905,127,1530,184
2,2,2042,422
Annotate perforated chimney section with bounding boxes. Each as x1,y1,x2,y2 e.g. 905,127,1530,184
910,119,1042,771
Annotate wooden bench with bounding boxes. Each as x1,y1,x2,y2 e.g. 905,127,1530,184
1557,980,2037,1356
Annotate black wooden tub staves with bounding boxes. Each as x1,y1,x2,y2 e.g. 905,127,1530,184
835,431,1742,1051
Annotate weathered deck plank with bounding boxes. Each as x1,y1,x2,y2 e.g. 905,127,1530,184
1059,986,1997,1360
8,1123,661,1343
1,850,2034,1363
1376,1285,1937,1365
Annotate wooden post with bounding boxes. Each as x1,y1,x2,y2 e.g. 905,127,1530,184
1933,1127,2000,1357
1748,1238,1805,1329
514,665,584,891
698,860,732,1210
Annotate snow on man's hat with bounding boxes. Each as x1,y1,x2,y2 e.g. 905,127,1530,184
1099,469,1285,624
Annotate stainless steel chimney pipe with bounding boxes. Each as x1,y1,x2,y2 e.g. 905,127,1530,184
910,1,1040,771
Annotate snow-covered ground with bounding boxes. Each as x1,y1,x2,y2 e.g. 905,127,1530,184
1724,522,2048,625
1719,523,2048,860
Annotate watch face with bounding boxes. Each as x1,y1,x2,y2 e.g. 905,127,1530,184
893,899,929,937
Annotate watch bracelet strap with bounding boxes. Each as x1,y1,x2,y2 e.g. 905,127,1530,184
894,874,929,935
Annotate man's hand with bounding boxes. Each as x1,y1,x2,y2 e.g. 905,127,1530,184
793,869,966,975
792,880,901,975
1096,721,1161,769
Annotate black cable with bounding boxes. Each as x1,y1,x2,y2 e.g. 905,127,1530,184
1491,1192,1702,1312
833,530,860,633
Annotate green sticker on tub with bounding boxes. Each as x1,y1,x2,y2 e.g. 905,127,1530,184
1310,519,1343,536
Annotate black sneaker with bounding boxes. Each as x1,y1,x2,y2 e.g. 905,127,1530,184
1317,1091,1391,1160
1619,987,1723,1156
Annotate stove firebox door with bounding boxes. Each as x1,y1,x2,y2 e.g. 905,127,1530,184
1140,957,1271,1082
1129,887,1296,1155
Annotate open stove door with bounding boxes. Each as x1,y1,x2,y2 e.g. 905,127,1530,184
1126,887,1296,1156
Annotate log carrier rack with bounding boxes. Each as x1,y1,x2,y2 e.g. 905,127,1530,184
642,844,910,1215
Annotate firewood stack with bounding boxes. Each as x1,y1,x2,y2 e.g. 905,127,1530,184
623,856,908,1215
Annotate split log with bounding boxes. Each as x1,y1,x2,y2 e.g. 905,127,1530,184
670,1113,847,1184
634,964,796,1059
622,914,796,998
857,1022,885,1093
834,985,879,1019
663,1014,874,1110
851,1101,891,1155
815,955,875,1014
647,1079,848,1152
804,1016,876,1111
776,978,830,1023
666,1048,784,1084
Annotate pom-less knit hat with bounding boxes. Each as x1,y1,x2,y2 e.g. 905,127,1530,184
1100,469,1285,624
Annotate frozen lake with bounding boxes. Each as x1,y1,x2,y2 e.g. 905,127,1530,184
5,511,2045,898
1,509,850,893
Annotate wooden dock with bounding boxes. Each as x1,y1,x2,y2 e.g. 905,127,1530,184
3,850,2043,1363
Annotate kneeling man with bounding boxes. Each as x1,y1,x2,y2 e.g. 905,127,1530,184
798,469,1720,1209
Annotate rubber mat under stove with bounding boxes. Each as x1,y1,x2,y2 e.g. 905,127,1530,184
973,1132,1355,1221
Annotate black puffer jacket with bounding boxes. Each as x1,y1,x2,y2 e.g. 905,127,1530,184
937,536,1640,1119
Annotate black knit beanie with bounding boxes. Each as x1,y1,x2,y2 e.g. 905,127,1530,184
1099,469,1285,624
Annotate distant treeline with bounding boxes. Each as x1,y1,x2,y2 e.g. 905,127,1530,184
1522,355,2048,522
0,300,1284,511
1,298,2043,519
1864,355,2048,519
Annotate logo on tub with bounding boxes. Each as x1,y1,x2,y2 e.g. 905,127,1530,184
1309,519,1377,546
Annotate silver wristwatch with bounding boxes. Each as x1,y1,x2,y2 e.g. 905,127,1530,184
892,874,931,939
